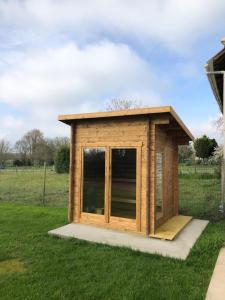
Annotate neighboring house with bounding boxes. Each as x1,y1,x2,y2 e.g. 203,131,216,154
205,39,225,213
205,39,225,113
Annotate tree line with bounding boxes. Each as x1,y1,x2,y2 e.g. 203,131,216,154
179,135,219,163
0,128,219,170
0,99,221,171
0,129,69,168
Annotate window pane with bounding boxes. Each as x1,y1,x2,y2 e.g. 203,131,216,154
111,149,136,219
83,148,105,215
156,152,163,217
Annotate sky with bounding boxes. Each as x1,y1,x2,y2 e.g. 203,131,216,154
0,0,225,144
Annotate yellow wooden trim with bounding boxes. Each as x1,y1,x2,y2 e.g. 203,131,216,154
150,215,192,240
80,212,105,223
80,142,143,148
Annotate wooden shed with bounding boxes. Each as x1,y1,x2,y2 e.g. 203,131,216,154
59,106,194,237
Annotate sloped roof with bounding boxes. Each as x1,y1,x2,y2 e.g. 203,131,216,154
58,106,194,141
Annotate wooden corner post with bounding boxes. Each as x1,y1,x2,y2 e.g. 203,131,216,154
145,118,150,235
149,121,156,235
68,122,75,223
173,142,179,215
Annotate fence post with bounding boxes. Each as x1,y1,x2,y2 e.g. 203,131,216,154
42,162,47,206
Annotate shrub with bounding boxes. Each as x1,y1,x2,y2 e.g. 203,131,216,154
54,145,70,173
194,135,218,160
13,159,24,166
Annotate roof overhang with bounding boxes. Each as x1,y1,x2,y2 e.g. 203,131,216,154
58,106,194,141
205,46,225,113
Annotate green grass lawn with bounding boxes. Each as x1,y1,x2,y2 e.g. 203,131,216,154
179,174,221,220
0,169,69,206
0,203,225,300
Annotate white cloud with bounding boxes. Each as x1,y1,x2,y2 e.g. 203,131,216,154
1,0,225,53
0,41,162,141
0,115,25,140
0,42,160,109
190,115,223,143
0,0,224,142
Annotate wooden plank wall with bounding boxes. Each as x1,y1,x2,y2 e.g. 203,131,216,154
71,116,149,234
155,125,178,228
173,143,179,216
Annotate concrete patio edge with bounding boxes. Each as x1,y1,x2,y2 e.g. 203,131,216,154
206,248,225,300
48,219,209,260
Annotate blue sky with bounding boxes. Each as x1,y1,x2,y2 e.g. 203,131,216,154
0,0,225,143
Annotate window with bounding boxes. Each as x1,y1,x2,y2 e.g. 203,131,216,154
156,152,163,217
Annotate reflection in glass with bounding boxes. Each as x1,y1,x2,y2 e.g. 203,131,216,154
111,149,136,219
156,152,163,217
83,148,105,215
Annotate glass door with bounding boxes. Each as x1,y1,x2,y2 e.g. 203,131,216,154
80,146,139,230
82,148,106,215
110,148,136,220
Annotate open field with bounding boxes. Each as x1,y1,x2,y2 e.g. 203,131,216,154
0,168,69,207
179,175,221,220
0,165,223,220
0,203,225,300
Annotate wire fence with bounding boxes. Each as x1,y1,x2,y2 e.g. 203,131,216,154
0,164,224,221
179,164,224,221
0,166,69,207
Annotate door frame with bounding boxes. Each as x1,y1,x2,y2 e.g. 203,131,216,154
79,142,142,232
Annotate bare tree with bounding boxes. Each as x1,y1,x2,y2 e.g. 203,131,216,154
178,144,194,163
15,139,29,162
106,99,142,111
213,115,224,162
15,129,44,164
0,139,10,167
211,146,223,163
24,129,44,157
52,136,70,148
14,130,70,166
215,114,224,136
34,137,70,165
32,140,54,165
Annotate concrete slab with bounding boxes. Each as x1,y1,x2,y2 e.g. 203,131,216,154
48,219,208,260
206,248,225,300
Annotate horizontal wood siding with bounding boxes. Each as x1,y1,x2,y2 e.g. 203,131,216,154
72,116,148,234
155,125,177,228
